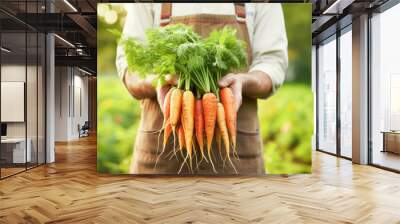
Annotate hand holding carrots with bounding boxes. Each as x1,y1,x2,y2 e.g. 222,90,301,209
156,74,178,113
124,73,158,100
218,73,243,112
121,24,251,174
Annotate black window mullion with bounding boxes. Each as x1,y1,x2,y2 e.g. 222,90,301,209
44,31,47,164
25,0,28,171
36,0,39,167
336,28,341,157
316,44,319,151
367,11,373,165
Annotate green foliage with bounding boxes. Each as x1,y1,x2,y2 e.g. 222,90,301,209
258,84,313,174
204,26,248,74
120,38,154,77
120,24,248,93
282,3,312,84
120,24,202,82
97,75,140,173
97,4,126,75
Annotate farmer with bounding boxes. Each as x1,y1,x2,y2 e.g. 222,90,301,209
116,3,288,174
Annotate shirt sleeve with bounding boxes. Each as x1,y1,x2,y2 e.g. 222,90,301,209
116,3,154,79
249,4,288,93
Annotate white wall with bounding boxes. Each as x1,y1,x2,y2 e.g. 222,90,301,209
1,65,33,138
1,65,26,141
1,63,46,164
55,66,69,141
71,73,89,138
54,67,89,141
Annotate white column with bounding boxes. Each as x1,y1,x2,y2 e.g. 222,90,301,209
352,14,369,164
46,32,55,163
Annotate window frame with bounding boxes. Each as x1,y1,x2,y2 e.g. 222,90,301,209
367,0,400,173
315,23,353,161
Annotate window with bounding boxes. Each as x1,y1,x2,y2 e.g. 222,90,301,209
0,1,47,179
317,36,337,154
339,28,352,158
370,3,400,171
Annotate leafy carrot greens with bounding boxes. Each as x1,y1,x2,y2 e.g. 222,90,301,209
120,24,248,96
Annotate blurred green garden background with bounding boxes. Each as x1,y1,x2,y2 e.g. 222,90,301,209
97,3,312,174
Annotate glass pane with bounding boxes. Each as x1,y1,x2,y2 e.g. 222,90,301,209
26,0,40,169
1,30,27,177
0,0,46,178
340,29,352,158
371,4,400,171
27,31,38,169
318,37,337,154
38,32,45,165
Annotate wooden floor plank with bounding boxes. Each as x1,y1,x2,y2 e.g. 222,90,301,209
0,135,399,223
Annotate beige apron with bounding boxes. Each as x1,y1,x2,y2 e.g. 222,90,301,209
130,3,264,175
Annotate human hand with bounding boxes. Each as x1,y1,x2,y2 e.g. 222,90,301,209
218,73,244,112
156,74,178,112
218,71,273,111
124,72,157,100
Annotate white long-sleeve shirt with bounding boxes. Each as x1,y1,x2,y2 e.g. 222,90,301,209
116,3,288,93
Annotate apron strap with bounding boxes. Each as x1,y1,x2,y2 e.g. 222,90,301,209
234,3,246,19
234,3,246,24
160,3,246,26
160,3,172,27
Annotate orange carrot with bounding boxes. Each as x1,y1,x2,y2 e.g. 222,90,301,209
157,88,173,157
181,91,195,160
170,88,183,131
163,119,172,150
194,99,205,160
163,88,173,126
202,93,217,172
217,102,237,173
215,127,226,169
215,127,222,157
178,125,185,151
202,93,217,152
220,87,237,149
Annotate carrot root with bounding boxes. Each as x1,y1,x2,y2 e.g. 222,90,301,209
194,99,206,162
220,87,238,159
182,91,195,162
170,88,183,130
178,153,189,174
217,102,237,174
202,93,217,173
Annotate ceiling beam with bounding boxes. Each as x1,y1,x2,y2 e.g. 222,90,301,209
312,15,335,33
322,0,356,15
55,55,96,73
67,13,96,39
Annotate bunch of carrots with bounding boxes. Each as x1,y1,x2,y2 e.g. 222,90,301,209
120,24,247,173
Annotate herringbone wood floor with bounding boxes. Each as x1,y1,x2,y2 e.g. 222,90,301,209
0,135,399,224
